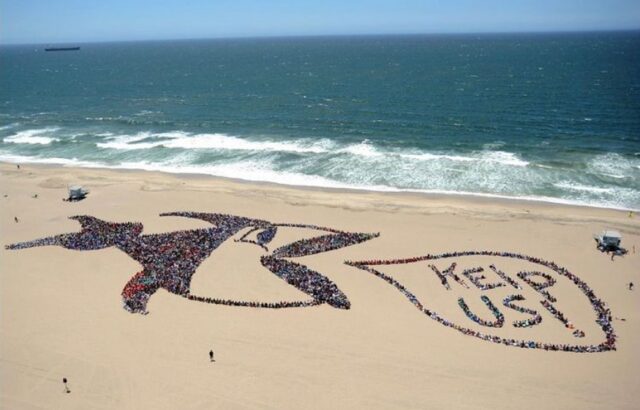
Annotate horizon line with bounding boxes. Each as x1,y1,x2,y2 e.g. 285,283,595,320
2,27,640,46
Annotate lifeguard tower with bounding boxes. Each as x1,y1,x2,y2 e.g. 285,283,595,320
594,230,622,252
67,185,89,201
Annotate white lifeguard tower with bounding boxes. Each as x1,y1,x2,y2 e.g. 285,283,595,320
68,185,89,201
594,230,622,251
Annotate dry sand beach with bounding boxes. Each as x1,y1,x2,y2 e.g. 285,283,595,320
1,162,639,409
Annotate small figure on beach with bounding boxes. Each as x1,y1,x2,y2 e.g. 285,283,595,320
14,216,18,223
63,377,70,394
629,282,634,291
33,194,38,199
16,164,20,170
209,350,214,362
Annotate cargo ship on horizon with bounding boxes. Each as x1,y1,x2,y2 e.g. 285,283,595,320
44,46,80,51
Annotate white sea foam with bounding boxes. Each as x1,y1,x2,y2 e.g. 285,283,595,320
96,132,162,150
587,153,639,179
399,150,529,167
117,160,359,189
3,128,60,145
94,130,533,171
0,127,634,210
162,133,329,153
97,131,332,154
134,110,159,116
337,140,383,157
400,152,476,162
553,182,615,194
2,153,637,211
0,123,19,131
480,151,530,167
0,153,100,168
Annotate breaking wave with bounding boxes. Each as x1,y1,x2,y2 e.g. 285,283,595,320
96,131,332,154
1,127,638,210
3,128,60,145
93,130,531,167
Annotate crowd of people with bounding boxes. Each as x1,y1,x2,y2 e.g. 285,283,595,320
503,295,543,328
191,221,377,310
540,299,585,337
517,271,557,303
271,231,379,258
489,265,522,289
7,214,617,353
428,262,469,290
260,255,351,309
186,294,321,308
458,296,505,327
7,212,377,314
6,216,144,251
346,250,617,353
462,266,505,291
120,213,375,312
234,226,277,251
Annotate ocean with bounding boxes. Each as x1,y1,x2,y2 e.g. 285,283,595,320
1,32,639,209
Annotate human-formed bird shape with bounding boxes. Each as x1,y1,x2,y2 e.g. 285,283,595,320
6,212,378,314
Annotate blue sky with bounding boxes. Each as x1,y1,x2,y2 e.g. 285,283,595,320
2,0,639,44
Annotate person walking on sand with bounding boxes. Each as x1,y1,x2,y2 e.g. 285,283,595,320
629,282,634,291
209,350,214,362
63,377,70,393
14,216,18,223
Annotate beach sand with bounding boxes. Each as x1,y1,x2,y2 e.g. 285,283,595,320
1,163,639,409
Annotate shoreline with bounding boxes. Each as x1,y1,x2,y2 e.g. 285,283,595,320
2,160,638,215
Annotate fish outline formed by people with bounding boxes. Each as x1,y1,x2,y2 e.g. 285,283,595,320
5,212,379,314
